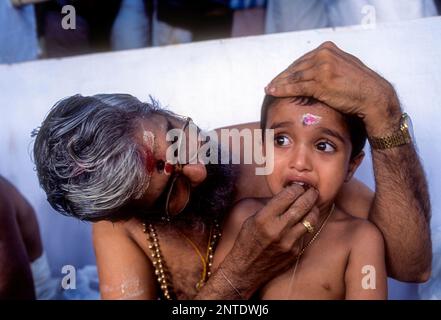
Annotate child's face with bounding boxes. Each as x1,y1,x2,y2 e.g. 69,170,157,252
264,98,363,207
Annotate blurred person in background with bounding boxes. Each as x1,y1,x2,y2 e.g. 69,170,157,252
0,0,40,64
265,0,439,33
36,0,121,57
0,176,42,299
230,0,267,37
35,0,234,57
0,176,99,300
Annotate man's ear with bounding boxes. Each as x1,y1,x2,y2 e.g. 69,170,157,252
345,151,365,182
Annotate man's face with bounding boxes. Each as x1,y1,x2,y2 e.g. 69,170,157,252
135,113,201,209
264,98,359,208
134,112,236,221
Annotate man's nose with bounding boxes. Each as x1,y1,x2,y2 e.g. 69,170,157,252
182,163,207,187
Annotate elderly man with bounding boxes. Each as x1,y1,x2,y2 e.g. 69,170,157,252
33,42,431,299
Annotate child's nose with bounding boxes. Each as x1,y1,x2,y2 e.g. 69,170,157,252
289,145,313,172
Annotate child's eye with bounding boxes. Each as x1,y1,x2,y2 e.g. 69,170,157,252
316,141,336,152
274,135,290,146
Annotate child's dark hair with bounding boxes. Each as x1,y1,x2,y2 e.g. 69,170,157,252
260,95,367,159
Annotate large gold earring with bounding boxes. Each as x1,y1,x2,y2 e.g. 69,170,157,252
164,174,191,221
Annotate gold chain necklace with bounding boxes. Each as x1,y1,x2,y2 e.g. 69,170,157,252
142,220,221,300
285,203,335,298
298,203,335,259
176,224,221,291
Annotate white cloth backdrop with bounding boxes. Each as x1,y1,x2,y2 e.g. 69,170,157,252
1,16,440,299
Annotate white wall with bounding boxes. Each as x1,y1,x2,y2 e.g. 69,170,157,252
1,16,440,299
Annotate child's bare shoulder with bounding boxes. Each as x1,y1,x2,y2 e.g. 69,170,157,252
229,197,268,223
334,209,384,246
234,197,269,212
223,198,269,234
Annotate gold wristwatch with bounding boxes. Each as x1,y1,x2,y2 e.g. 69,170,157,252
368,113,413,150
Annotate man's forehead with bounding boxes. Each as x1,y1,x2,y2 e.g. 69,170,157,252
139,114,172,138
139,113,192,155
149,113,170,128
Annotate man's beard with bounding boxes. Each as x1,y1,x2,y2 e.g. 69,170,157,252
183,161,238,225
140,146,239,227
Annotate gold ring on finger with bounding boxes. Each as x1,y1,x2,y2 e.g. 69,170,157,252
302,220,314,233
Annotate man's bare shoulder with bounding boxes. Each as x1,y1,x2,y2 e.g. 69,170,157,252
92,217,151,266
92,216,140,240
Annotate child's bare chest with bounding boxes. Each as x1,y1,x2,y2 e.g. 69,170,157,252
260,236,350,299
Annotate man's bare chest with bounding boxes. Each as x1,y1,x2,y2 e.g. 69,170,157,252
131,223,215,299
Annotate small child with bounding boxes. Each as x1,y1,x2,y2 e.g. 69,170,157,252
213,96,387,299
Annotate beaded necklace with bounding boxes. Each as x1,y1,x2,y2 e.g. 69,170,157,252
143,220,221,299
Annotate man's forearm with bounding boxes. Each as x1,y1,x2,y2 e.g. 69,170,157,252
191,223,255,299
366,95,432,282
194,270,245,300
195,257,260,300
370,143,431,282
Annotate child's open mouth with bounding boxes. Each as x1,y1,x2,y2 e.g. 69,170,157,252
285,180,313,190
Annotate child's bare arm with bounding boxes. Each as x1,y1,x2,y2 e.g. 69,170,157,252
344,221,387,299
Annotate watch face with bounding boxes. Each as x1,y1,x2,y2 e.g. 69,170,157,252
401,113,415,142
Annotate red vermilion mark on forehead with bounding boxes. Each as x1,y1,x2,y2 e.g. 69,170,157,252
145,147,155,173
142,130,155,173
